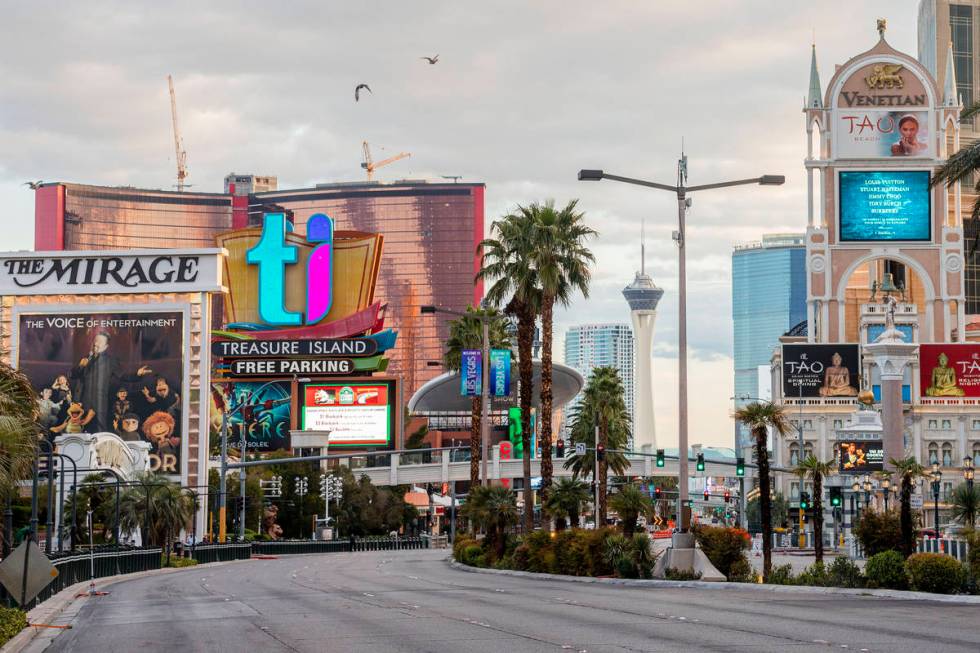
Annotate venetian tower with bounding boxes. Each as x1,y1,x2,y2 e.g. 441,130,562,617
623,223,664,449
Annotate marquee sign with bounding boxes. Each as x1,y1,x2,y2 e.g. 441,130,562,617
211,338,378,358
0,249,224,296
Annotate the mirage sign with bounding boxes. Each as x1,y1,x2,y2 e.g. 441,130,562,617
0,250,224,296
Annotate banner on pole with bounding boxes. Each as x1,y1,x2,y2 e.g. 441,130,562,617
460,350,482,396
489,349,511,397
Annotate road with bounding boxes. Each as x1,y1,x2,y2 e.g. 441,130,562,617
43,550,978,653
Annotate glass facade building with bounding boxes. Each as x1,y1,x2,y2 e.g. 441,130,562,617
562,323,634,432
33,179,485,399
732,234,806,444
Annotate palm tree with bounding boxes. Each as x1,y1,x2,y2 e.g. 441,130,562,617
543,478,592,529
0,362,40,555
566,367,631,524
793,455,835,563
460,485,519,558
443,306,511,488
520,200,596,503
733,401,790,581
608,484,653,537
950,482,980,529
479,212,540,531
891,457,926,558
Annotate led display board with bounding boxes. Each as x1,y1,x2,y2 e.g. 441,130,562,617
299,379,395,447
919,344,980,398
782,344,860,399
837,440,884,474
838,170,930,242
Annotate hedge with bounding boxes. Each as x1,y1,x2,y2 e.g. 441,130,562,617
905,553,967,594
864,550,907,590
0,607,27,647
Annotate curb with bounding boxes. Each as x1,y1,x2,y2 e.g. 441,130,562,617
447,558,980,605
1,559,251,653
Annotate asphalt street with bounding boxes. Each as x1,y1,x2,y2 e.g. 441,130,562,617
42,550,979,653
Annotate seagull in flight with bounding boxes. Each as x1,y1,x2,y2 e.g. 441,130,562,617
421,55,439,65
22,180,43,190
355,84,372,102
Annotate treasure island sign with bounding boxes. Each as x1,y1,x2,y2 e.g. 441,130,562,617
210,212,400,452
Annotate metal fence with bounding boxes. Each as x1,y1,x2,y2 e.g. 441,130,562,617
1,547,163,610
253,537,427,555
190,543,253,564
917,538,971,562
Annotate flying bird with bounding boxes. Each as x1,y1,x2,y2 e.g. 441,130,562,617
22,180,43,190
355,84,372,102
421,55,439,65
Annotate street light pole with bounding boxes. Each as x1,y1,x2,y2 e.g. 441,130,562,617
932,463,942,535
579,164,784,532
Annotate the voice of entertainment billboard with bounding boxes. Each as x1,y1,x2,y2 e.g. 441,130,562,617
782,344,860,399
17,311,185,475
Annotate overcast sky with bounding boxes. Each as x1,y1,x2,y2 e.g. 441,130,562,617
0,1,922,447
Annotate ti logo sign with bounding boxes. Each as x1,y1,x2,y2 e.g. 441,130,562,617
247,212,334,326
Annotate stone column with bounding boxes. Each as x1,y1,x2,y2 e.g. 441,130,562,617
864,341,916,468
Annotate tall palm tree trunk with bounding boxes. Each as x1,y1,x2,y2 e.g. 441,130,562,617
539,295,555,505
755,427,772,581
812,473,824,563
900,477,914,557
598,418,608,524
469,396,481,488
517,311,535,532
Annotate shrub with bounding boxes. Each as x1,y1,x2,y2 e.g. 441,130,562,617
853,510,903,558
0,607,26,647
693,525,751,581
630,532,657,580
602,534,632,576
664,567,702,581
766,564,796,585
554,529,590,576
727,556,755,583
967,532,980,589
865,550,907,590
511,543,530,571
164,557,199,568
796,562,831,587
525,531,559,574
826,556,865,589
453,536,479,563
461,544,485,567
905,553,967,594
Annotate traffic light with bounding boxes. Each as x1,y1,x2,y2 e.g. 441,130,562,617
555,439,565,458
656,449,665,467
703,489,710,501
735,457,745,477
829,486,842,508
696,452,705,472
654,486,662,499
799,491,810,510
724,490,731,503
596,444,605,461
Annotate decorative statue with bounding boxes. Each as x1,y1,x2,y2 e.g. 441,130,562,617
818,352,858,397
925,352,966,397
262,504,283,540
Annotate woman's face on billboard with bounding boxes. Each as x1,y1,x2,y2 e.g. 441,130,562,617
900,120,918,140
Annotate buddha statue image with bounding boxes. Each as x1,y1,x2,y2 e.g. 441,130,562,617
818,352,858,397
925,352,965,397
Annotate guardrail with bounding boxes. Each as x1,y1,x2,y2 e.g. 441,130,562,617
190,543,253,564
918,537,970,562
1,546,163,610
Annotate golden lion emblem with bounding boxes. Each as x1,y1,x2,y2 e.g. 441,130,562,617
865,64,904,90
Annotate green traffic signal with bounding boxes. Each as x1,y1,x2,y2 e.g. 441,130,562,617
799,491,810,510
735,457,745,477
829,487,842,507
696,452,705,472
656,449,665,467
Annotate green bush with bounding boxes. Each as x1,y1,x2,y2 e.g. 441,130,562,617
524,531,559,574
554,529,590,576
796,562,831,587
967,532,980,589
766,564,796,585
693,525,751,581
826,556,865,589
865,550,907,590
727,556,755,583
0,607,27,646
511,543,530,571
163,557,199,568
905,553,967,594
853,510,903,558
630,532,656,580
461,544,485,567
663,567,702,581
452,536,479,563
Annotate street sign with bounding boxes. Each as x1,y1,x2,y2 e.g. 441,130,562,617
911,493,924,509
574,442,587,456
0,540,58,606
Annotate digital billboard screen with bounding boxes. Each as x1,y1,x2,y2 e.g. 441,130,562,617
300,380,395,448
210,380,291,452
782,344,860,399
838,170,930,242
837,441,884,474
919,344,980,398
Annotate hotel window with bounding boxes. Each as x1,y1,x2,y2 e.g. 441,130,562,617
928,419,938,429
804,444,813,459
973,443,980,465
790,481,800,500
942,419,952,430
951,4,974,110
833,419,843,429
803,420,813,429
944,482,954,500
928,442,939,464
973,420,980,430
789,444,800,466
942,442,954,467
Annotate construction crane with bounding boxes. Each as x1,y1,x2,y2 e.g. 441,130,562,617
167,75,189,191
361,141,410,181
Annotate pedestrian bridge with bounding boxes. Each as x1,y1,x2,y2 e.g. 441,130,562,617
342,445,746,486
